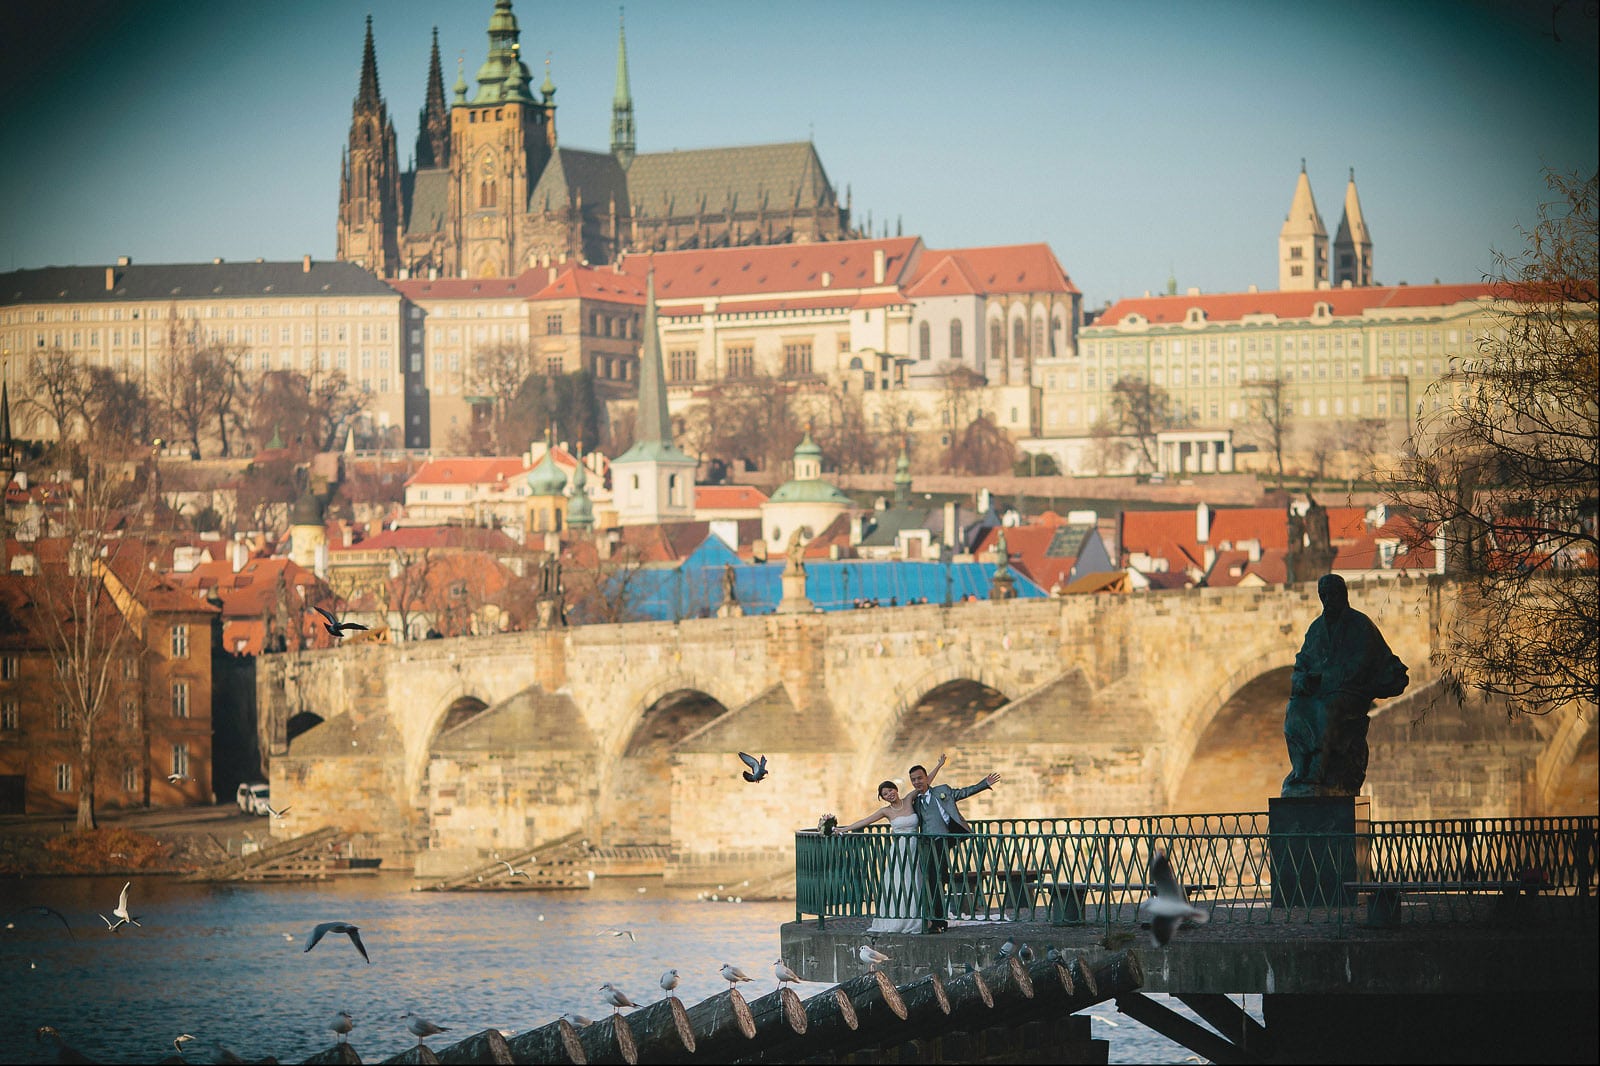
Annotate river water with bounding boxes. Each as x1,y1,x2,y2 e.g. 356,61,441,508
1,874,1237,1063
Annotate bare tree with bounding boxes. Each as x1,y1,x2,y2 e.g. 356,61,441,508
812,384,886,474
82,368,150,458
935,363,984,470
1244,378,1293,488
21,349,88,444
563,544,651,625
1389,168,1598,716
1108,376,1177,473
383,547,437,641
465,340,536,454
944,412,1015,476
1088,416,1134,475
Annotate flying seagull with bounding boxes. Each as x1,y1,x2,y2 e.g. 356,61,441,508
1138,849,1210,947
738,752,769,783
773,959,802,988
401,1013,450,1046
266,804,291,820
660,968,680,994
720,963,754,990
596,928,636,942
100,882,141,931
599,983,639,1014
3,906,76,941
173,1034,196,1053
330,1012,354,1043
858,944,892,971
497,860,530,879
304,921,371,963
312,605,369,639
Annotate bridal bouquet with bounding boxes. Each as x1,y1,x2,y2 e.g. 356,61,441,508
818,815,838,837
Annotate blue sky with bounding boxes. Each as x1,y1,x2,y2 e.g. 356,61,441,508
1,0,1594,307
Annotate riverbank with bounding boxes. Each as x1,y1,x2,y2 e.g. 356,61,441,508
0,805,270,876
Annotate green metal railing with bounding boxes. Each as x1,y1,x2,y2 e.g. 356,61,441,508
795,814,1598,930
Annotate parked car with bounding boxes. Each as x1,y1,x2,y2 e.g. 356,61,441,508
238,783,271,816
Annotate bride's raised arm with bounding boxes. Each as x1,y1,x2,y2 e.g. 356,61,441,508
839,805,890,833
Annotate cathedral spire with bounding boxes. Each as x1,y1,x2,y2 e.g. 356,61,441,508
1334,167,1373,287
357,15,381,110
1278,161,1328,291
636,270,670,448
611,8,636,170
415,27,450,169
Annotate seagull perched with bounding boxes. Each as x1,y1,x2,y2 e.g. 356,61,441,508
773,959,802,988
737,752,769,783
3,905,75,940
599,983,639,1014
304,921,371,963
100,882,141,931
857,944,892,971
401,1013,450,1046
1138,849,1210,947
330,1012,354,1043
720,963,754,990
497,860,530,879
312,605,369,639
596,928,636,942
560,1012,593,1028
660,969,680,994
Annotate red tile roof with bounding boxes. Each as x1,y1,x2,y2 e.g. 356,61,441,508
389,273,549,301
406,457,533,488
905,244,1079,297
1093,282,1497,328
528,264,648,303
695,485,769,510
616,237,921,301
971,524,1080,590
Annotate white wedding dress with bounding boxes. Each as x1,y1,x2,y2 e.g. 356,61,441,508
868,815,924,934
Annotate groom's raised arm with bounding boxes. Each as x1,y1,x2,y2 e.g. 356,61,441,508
951,772,1002,801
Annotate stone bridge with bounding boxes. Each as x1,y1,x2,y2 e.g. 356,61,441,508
258,578,1595,879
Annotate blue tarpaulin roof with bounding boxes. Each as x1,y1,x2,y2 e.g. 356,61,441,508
614,535,1046,622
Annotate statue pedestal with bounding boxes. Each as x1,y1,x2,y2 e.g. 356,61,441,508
775,568,813,615
1268,795,1370,908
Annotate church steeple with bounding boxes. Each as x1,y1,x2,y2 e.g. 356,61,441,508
1278,159,1328,291
415,27,450,170
1333,167,1373,288
611,9,636,171
635,271,671,449
336,14,401,276
608,269,698,526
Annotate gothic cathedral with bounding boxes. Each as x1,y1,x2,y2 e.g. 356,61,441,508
337,1,858,280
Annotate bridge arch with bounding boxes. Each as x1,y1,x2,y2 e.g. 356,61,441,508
1170,662,1293,813
405,684,497,800
866,660,1019,776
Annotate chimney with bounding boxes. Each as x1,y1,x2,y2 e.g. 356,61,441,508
104,267,115,292
301,254,312,273
340,521,353,548
314,541,328,579
872,248,886,285
213,257,224,265
116,255,131,267
943,501,958,550
1196,502,1211,545
821,271,832,288
548,266,556,284
1247,284,1259,293
231,538,249,573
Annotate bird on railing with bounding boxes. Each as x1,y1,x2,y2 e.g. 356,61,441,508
1018,943,1035,963
561,1012,594,1028
998,937,1016,959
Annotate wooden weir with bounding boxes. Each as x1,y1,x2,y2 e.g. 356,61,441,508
292,949,1141,1064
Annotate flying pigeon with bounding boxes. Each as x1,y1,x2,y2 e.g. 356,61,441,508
304,921,371,963
313,605,369,639
402,1013,450,1046
738,752,769,783
1138,849,1210,947
100,882,141,931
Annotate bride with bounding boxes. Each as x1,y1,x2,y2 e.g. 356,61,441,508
836,756,945,934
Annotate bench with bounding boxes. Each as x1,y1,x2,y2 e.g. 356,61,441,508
1041,880,1217,925
948,868,1044,919
1345,880,1541,927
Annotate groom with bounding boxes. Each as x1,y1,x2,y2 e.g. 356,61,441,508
910,758,1001,933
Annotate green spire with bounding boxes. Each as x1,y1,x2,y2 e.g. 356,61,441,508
473,0,535,105
611,8,635,170
567,444,594,530
541,54,556,101
527,433,568,497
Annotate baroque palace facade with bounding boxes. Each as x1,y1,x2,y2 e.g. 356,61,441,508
337,1,856,280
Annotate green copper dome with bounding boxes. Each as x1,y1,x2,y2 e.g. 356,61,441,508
289,490,324,527
566,455,594,529
793,431,822,461
527,447,568,496
768,479,854,505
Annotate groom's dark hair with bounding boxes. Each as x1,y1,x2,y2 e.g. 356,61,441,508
909,764,928,777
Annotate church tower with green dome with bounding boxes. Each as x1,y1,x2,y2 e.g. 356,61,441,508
566,446,595,531
609,272,698,526
761,430,855,550
524,434,569,536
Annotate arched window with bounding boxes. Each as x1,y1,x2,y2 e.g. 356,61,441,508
480,179,497,209
1050,316,1062,358
990,320,1004,359
1032,319,1044,360
949,319,963,360
918,321,931,361
1013,319,1027,361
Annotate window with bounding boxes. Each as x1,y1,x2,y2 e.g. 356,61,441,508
668,349,697,382
57,702,71,729
172,681,189,719
1013,320,1026,361
949,320,963,360
121,698,137,725
123,764,138,792
1,700,17,730
918,321,931,361
724,344,754,378
545,356,564,376
1,656,15,680
782,342,813,376
990,320,1004,358
170,624,189,658
1032,320,1044,360
171,744,188,778
56,764,73,792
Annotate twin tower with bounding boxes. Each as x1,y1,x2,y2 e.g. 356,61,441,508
1279,161,1373,291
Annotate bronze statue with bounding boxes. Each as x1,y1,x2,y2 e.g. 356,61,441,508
1281,574,1409,797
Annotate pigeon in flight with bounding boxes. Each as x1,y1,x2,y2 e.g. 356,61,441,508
858,944,892,971
599,983,639,1014
720,963,754,990
100,882,141,931
330,1012,354,1043
660,968,680,994
1138,849,1210,947
773,959,802,988
3,905,75,941
304,921,371,963
313,605,369,639
738,752,769,783
402,1013,450,1045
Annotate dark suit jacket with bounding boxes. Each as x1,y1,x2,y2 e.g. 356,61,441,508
913,780,990,835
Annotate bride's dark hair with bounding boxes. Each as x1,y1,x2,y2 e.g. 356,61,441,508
877,780,898,799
